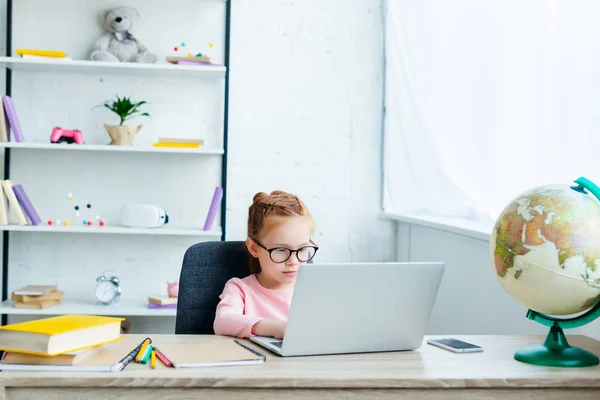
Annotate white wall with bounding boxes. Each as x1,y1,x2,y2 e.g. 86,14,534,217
396,222,600,341
0,0,396,332
225,0,396,262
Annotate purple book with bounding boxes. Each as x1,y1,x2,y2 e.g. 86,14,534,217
12,184,41,225
147,302,177,309
203,186,223,231
2,96,24,142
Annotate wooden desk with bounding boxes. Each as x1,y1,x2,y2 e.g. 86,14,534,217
1,334,599,400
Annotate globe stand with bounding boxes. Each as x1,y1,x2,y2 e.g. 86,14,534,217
515,302,600,367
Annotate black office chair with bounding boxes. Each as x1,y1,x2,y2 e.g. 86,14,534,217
175,241,251,334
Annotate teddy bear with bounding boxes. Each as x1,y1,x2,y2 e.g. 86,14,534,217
90,6,157,63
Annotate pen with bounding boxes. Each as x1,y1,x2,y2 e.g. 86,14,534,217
153,347,173,368
151,349,156,369
135,338,150,362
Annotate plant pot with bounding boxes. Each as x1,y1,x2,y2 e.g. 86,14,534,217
104,124,143,146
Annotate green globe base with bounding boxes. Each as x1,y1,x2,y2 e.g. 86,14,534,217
514,326,599,368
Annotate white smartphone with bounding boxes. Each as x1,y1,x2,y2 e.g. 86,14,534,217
427,338,483,353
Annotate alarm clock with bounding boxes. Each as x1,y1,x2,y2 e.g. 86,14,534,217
95,270,121,305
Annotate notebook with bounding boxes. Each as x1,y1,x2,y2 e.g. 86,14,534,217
154,339,266,368
0,336,146,372
0,314,124,355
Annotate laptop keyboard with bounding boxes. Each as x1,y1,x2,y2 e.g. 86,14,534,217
270,341,283,348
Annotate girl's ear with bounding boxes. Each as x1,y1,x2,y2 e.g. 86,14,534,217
245,237,259,258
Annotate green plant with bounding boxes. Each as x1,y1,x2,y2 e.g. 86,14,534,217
100,95,150,126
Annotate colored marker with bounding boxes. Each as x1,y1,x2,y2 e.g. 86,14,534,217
151,349,156,369
135,339,150,362
141,344,153,364
153,347,173,368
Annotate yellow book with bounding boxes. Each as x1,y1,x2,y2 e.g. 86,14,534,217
0,314,124,356
152,142,201,148
15,49,66,58
157,137,204,145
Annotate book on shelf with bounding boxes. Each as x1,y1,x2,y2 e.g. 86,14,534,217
152,142,200,149
147,296,177,309
19,54,72,61
2,95,24,142
0,180,41,226
0,314,124,356
0,95,7,142
0,181,7,225
157,137,204,145
166,55,217,65
11,286,64,309
152,137,204,149
12,184,42,225
148,296,177,305
12,290,64,302
204,186,223,230
15,49,67,58
13,285,57,296
147,303,177,309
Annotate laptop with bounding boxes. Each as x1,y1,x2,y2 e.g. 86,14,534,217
249,261,445,356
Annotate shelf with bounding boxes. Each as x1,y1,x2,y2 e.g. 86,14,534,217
0,142,224,155
0,298,176,316
0,57,226,78
0,224,222,237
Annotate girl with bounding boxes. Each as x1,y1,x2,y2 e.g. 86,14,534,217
213,190,318,339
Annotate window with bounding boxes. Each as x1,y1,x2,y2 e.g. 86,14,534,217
383,0,600,222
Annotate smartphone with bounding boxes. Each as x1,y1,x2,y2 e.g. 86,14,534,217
427,338,483,353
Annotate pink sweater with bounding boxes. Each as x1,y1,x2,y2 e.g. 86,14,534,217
213,275,294,338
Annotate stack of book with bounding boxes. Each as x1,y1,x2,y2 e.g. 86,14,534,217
0,314,131,372
11,285,64,309
152,137,204,149
0,179,41,226
147,296,177,309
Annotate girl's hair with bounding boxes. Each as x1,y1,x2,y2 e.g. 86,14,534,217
247,190,313,274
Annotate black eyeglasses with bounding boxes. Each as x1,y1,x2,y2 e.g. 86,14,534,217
250,236,319,263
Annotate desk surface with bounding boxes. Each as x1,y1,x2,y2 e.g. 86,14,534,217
1,334,600,389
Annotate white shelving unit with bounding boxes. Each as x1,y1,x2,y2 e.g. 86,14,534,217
0,224,222,237
0,142,225,155
0,298,176,317
0,57,226,78
0,0,231,324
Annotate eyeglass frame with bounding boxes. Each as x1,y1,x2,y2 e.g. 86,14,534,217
249,236,319,263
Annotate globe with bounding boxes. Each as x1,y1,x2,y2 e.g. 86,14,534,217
490,176,600,367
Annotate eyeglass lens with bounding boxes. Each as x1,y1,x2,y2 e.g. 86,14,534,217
270,246,316,263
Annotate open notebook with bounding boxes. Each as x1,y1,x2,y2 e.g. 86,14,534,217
154,340,266,368
0,336,146,372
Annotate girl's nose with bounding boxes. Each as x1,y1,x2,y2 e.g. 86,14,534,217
286,253,300,266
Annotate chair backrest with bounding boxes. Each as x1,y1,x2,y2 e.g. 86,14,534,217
175,240,251,334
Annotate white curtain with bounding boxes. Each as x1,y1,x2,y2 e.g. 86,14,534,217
383,0,600,222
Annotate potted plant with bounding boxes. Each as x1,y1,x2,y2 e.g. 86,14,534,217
100,96,150,145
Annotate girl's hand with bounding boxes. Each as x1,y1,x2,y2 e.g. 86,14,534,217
251,319,287,339
271,320,286,339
